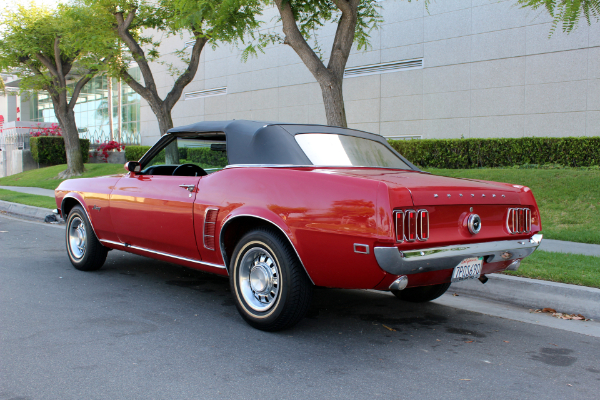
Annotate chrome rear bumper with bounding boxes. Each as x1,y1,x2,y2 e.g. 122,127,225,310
374,234,543,276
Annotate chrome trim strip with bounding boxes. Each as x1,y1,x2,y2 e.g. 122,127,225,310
61,194,99,238
224,164,415,171
354,244,370,254
374,234,543,275
100,239,227,270
218,214,315,284
203,207,219,250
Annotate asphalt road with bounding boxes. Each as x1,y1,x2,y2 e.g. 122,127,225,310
1,215,599,400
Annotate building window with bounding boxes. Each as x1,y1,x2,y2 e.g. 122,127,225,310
30,67,142,144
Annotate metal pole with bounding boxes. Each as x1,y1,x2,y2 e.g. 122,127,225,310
117,79,122,143
107,77,114,141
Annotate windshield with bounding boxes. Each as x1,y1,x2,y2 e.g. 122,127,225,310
295,134,410,169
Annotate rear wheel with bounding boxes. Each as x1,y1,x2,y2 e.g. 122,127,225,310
66,205,108,271
392,282,451,303
230,228,313,331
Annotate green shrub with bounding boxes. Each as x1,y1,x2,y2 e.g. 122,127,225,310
179,147,188,160
188,147,228,167
125,145,151,161
30,136,89,165
389,137,600,169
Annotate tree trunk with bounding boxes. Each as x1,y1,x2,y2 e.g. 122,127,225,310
57,105,85,178
151,101,178,164
319,76,347,128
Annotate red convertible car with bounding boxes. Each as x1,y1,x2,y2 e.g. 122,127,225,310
55,120,542,331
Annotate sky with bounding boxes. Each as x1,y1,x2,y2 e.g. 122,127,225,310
0,0,60,11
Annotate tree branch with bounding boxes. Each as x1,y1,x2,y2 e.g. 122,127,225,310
164,36,207,112
114,9,157,94
35,53,60,78
332,0,352,14
120,68,152,101
274,0,330,82
328,0,359,78
53,36,66,86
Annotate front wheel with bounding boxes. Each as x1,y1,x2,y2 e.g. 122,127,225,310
392,282,451,303
66,205,108,271
230,228,313,331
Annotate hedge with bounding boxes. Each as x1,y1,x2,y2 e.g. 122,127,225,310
125,145,228,167
30,136,90,165
389,137,600,169
125,145,150,161
187,147,228,167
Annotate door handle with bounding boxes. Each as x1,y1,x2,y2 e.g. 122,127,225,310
179,184,195,192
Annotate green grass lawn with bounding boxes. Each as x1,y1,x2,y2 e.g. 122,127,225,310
428,168,600,245
505,250,600,289
0,188,57,209
0,163,124,190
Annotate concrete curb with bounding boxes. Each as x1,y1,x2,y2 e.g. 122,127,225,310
0,199,56,221
452,273,600,320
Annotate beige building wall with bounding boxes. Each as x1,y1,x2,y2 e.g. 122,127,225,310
139,0,600,145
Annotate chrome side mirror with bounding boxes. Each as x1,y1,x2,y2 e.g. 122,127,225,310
125,161,141,173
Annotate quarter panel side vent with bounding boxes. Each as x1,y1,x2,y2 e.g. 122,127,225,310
204,208,219,250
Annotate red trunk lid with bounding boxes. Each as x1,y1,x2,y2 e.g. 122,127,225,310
311,168,522,206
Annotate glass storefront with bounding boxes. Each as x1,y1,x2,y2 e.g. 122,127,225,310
30,68,141,145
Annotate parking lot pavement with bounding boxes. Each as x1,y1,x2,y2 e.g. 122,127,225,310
1,215,599,400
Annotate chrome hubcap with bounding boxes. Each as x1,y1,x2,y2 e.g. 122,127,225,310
239,247,280,312
68,217,87,259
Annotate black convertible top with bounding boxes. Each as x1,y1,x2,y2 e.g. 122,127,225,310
163,120,418,170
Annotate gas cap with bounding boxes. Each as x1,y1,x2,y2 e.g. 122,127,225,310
468,214,482,235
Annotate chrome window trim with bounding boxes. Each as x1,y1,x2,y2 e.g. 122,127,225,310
218,214,315,285
203,207,219,250
393,210,404,243
224,164,415,171
374,234,543,275
99,239,226,270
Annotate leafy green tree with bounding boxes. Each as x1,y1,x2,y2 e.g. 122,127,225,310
0,3,116,177
87,0,262,162
518,0,599,33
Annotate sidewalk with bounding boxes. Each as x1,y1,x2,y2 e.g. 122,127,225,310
539,238,600,257
0,186,55,197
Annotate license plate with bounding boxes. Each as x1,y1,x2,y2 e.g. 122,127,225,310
451,257,483,282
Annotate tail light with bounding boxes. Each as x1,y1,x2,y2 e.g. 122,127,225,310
394,209,429,242
393,210,404,242
405,209,417,242
507,208,532,234
417,210,429,241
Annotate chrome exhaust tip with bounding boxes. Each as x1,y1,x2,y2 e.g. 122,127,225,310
389,275,408,291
